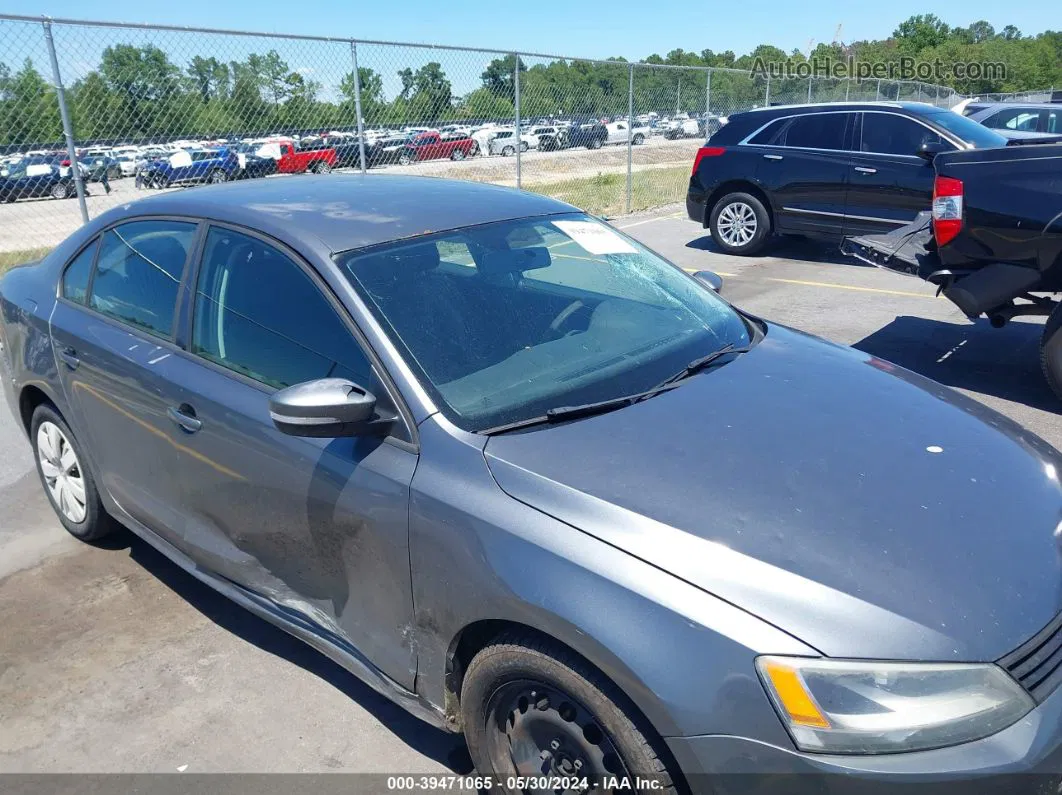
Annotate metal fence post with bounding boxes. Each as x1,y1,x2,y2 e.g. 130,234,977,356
705,68,711,115
42,19,87,224
513,52,521,189
844,79,850,101
807,79,813,103
626,63,633,214
764,75,771,107
350,41,367,175
875,79,881,101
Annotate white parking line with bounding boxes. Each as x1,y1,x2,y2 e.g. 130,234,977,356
614,212,686,230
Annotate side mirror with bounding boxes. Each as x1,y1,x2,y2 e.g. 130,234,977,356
269,378,378,438
692,270,723,292
917,141,949,162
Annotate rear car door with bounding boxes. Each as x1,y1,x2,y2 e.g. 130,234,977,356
48,218,200,547
846,112,953,235
752,111,856,235
157,223,418,686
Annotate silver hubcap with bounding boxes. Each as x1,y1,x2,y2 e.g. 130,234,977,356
717,201,758,247
37,421,87,523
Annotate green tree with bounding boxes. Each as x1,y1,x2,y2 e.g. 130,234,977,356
98,44,182,136
1,59,62,146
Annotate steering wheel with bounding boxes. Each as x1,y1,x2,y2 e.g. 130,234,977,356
543,299,586,341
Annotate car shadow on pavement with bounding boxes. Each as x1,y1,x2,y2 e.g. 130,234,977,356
685,234,863,267
92,529,474,773
852,315,1060,414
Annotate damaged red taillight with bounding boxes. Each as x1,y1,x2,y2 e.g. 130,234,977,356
691,146,725,176
932,175,963,248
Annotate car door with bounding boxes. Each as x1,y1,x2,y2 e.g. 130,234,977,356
48,218,201,546
609,122,627,144
157,223,418,687
751,111,856,235
845,112,953,236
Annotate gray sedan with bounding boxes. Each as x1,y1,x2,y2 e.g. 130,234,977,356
3,175,1062,792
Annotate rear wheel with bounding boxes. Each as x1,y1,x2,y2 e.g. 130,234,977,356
520,141,529,153
313,160,333,174
398,152,413,166
209,168,228,184
709,191,771,255
50,181,70,200
1040,303,1062,401
632,133,645,145
451,148,466,161
501,145,515,157
589,137,603,150
31,404,115,542
461,632,678,794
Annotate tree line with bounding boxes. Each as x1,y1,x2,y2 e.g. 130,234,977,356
1,15,1059,149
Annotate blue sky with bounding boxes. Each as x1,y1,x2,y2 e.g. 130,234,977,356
3,1,1055,61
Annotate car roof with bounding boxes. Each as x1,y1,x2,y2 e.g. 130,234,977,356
969,102,1059,111
110,174,577,254
737,101,943,118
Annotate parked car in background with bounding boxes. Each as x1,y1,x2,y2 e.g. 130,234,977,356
83,154,122,182
687,101,1049,255
271,142,337,174
143,148,240,188
366,134,412,166
115,154,138,178
664,114,701,139
0,161,77,201
963,102,1061,134
487,129,534,156
528,125,568,151
231,143,278,180
397,131,479,165
567,121,609,150
7,175,1062,793
604,120,649,146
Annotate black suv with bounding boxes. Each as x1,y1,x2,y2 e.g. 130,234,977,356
686,102,1015,255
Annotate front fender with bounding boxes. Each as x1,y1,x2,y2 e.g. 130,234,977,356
409,418,811,743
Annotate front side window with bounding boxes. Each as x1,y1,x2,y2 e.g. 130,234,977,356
89,220,195,338
860,113,945,156
192,227,372,390
778,113,849,150
61,238,99,304
340,213,751,432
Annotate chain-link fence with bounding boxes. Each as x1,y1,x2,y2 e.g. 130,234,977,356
0,14,963,258
979,88,1058,103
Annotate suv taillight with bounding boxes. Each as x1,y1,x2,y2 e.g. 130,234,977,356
932,175,963,247
691,146,725,175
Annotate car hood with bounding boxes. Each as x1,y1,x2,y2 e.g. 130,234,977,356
484,325,1062,661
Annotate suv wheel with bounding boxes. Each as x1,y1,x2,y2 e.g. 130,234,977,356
632,133,645,145
209,168,228,184
461,631,678,794
589,138,603,150
1040,303,1062,401
709,192,771,255
501,145,515,157
31,404,115,542
451,148,466,161
50,182,70,200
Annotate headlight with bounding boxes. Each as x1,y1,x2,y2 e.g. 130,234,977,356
756,656,1034,754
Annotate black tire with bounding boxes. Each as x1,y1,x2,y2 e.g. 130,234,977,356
589,137,603,150
398,152,413,166
50,181,70,200
501,145,515,157
208,168,229,184
1040,303,1062,402
632,133,645,145
520,141,529,153
461,631,679,794
451,148,466,161
313,160,333,174
30,404,115,542
708,191,771,255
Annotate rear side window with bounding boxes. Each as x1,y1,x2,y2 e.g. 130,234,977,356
1049,111,1060,134
61,238,98,304
860,113,945,156
777,113,849,150
191,227,373,390
748,118,786,145
89,220,195,338
983,108,1041,132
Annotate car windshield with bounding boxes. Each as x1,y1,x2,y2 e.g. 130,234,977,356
924,109,1008,148
339,212,752,432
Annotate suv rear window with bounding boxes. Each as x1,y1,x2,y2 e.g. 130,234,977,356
777,113,849,150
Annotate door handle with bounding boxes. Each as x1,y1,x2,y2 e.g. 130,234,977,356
57,347,80,370
167,404,202,433
763,154,783,161
854,166,877,174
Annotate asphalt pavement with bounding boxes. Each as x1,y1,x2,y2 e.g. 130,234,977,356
1,205,1059,776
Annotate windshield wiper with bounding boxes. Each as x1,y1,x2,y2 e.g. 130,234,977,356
480,385,681,436
650,342,753,392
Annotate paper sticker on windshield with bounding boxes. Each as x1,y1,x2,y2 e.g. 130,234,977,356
553,220,637,255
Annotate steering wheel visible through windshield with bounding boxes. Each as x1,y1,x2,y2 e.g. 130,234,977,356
339,212,752,432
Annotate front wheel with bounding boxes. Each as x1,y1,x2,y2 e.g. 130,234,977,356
50,181,70,200
520,141,529,153
398,152,413,166
501,145,515,157
451,148,466,161
209,168,228,184
1040,303,1062,401
709,191,771,255
31,404,115,542
632,133,644,145
589,138,603,150
461,632,678,794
